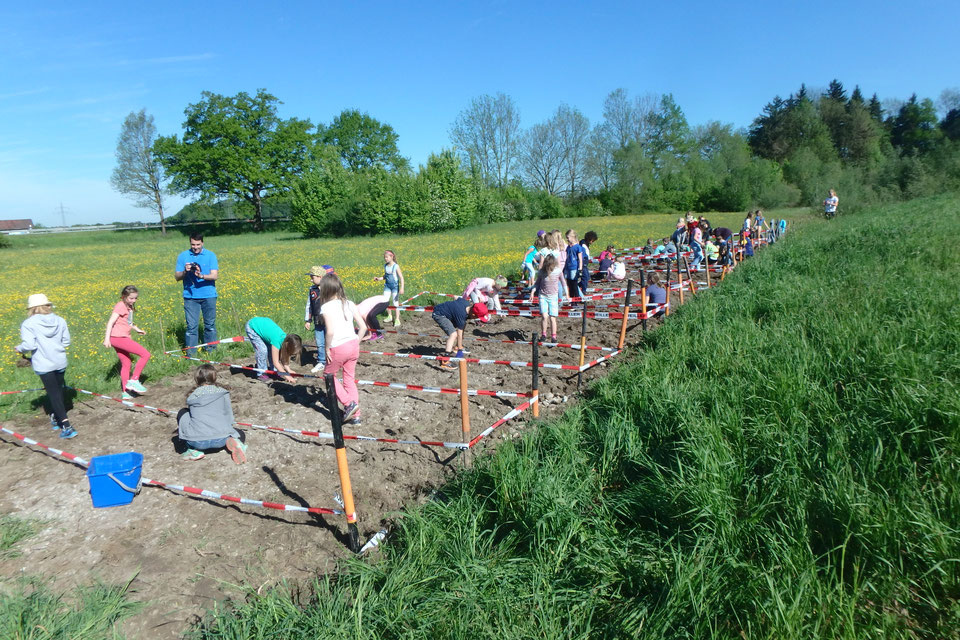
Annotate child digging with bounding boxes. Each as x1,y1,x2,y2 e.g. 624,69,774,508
178,364,246,462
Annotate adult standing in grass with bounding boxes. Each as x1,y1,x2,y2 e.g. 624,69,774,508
175,233,218,357
15,294,76,439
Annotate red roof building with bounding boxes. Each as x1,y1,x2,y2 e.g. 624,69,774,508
0,219,33,232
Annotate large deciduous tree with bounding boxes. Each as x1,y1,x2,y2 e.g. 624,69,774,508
449,92,520,188
520,119,564,194
154,89,314,231
319,109,409,172
111,109,168,233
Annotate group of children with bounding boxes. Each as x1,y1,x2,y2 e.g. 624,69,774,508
13,214,784,459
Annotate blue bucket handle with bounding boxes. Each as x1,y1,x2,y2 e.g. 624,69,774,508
107,472,142,496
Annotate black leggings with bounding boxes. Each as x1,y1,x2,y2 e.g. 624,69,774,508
366,302,390,333
38,369,68,425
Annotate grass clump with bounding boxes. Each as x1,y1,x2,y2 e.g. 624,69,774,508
0,514,40,559
192,195,959,639
0,577,139,640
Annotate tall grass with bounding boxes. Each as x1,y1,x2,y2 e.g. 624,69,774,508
187,194,959,639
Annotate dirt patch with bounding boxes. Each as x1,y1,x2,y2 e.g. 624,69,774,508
0,280,681,639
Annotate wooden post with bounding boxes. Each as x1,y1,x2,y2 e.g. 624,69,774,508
639,271,648,332
721,265,728,282
677,258,685,305
705,252,712,288
458,359,470,445
531,333,540,418
577,297,588,391
685,257,697,295
664,264,671,317
617,279,633,349
325,374,359,553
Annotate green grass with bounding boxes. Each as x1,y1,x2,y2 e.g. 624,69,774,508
186,195,959,638
0,515,139,638
0,210,780,418
0,514,39,559
0,577,139,640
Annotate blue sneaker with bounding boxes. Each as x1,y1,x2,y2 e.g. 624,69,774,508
59,426,77,439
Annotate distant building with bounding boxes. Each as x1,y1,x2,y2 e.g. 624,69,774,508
0,219,34,234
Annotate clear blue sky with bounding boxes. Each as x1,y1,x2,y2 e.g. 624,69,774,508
2,0,957,226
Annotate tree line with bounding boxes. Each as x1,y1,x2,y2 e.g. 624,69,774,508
111,83,960,235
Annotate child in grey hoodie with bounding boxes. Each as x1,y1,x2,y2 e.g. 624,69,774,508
177,364,247,463
15,294,76,439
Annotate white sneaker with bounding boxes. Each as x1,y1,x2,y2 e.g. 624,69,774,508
311,363,325,373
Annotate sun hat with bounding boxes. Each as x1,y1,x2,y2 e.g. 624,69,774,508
306,265,335,277
26,293,52,309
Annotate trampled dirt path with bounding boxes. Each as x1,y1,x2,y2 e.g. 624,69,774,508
0,279,684,639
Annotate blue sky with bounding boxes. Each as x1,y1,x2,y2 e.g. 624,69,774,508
2,0,958,226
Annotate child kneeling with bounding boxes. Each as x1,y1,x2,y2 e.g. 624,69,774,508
178,364,247,463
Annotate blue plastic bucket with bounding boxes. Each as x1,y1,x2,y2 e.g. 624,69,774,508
86,452,143,508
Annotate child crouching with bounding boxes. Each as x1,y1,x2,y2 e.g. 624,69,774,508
178,364,247,463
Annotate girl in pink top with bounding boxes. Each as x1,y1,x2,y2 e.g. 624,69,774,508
103,285,151,398
320,274,367,425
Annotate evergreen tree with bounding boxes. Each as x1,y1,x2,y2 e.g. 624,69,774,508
825,79,847,102
891,94,943,155
849,85,865,106
868,94,884,122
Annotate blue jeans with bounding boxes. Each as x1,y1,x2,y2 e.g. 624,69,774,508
245,321,273,371
314,327,326,365
691,242,703,269
184,297,218,356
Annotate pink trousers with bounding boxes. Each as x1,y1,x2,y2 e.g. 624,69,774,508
324,339,359,413
110,336,151,390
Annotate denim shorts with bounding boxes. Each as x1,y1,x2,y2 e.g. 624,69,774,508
539,294,559,317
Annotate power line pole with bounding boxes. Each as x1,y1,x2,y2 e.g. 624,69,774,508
56,203,67,228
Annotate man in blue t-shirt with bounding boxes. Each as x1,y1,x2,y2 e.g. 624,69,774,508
175,233,219,356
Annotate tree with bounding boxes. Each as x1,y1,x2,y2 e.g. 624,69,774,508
645,94,692,172
601,89,657,149
520,119,564,194
449,93,520,188
584,123,617,191
319,109,409,172
890,94,943,155
555,104,590,194
154,89,314,231
110,109,168,234
868,93,884,122
942,109,960,142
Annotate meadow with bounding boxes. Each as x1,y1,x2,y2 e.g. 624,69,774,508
0,211,755,417
177,195,958,639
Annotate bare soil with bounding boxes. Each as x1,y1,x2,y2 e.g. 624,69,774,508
0,279,683,639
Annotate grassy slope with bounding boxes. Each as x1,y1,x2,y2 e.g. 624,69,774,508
0,211,761,418
192,195,959,639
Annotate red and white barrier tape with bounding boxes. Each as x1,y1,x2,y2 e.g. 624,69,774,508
378,329,616,352
467,400,532,448
388,304,665,320
359,349,581,371
0,388,45,396
0,424,343,515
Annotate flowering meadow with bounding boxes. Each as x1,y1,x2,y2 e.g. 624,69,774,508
0,212,752,416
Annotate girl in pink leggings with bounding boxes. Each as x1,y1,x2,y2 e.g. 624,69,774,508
103,285,151,400
319,274,367,426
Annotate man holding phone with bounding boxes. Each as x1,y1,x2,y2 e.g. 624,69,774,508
175,233,219,356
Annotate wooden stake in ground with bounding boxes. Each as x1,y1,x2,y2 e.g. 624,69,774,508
577,297,588,391
324,373,359,553
531,333,540,418
685,256,698,295
705,255,712,288
459,359,470,447
618,279,633,349
639,272,647,333
677,258,685,306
